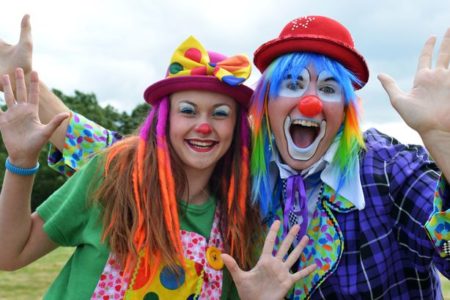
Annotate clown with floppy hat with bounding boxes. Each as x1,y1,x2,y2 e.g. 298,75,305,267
249,15,450,299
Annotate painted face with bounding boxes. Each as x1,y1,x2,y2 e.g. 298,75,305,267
169,90,237,174
268,66,345,171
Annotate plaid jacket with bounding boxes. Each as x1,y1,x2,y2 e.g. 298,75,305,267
273,128,449,300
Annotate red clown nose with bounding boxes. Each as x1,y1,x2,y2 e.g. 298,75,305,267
298,96,323,117
195,123,213,135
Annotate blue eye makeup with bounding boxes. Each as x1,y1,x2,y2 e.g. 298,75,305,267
213,105,231,117
179,102,196,115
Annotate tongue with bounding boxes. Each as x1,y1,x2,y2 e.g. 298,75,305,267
290,126,316,148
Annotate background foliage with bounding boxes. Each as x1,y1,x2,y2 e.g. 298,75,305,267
0,89,150,210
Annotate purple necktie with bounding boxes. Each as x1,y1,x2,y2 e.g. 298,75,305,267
284,175,308,241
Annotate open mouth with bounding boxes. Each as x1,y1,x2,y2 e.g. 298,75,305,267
289,119,321,148
284,116,326,160
186,139,218,152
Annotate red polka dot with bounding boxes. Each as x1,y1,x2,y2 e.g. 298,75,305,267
185,48,202,63
191,66,206,75
195,262,203,276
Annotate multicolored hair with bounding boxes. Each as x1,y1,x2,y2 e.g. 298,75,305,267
95,96,262,286
250,53,365,217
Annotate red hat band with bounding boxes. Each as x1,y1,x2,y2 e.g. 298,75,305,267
254,16,369,89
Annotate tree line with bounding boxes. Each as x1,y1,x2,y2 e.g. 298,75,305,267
0,89,150,210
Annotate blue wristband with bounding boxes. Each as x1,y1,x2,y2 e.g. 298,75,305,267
5,157,40,176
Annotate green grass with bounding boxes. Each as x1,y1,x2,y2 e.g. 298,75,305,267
0,247,74,300
0,247,449,299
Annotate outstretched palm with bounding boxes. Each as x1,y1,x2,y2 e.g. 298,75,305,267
0,68,67,167
379,28,450,136
222,221,316,300
378,28,450,179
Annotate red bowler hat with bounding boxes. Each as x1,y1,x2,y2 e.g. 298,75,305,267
253,16,369,89
144,36,253,108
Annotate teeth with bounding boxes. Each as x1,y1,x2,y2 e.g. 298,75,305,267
189,140,214,148
291,119,319,128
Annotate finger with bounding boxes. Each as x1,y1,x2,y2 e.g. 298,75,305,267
284,235,309,267
2,74,16,107
262,220,281,255
377,73,404,106
275,224,300,260
0,38,12,47
221,253,243,281
15,68,27,103
291,263,317,282
43,112,70,137
28,71,39,105
417,36,437,71
19,15,32,46
436,28,450,69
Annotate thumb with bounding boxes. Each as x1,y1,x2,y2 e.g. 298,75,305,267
377,73,404,105
43,112,70,137
20,15,32,45
221,253,243,281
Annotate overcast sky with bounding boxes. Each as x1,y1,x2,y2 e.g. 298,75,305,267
1,0,449,144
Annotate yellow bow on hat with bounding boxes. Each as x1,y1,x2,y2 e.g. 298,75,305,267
168,36,251,86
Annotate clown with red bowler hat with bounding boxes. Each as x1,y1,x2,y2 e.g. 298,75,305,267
248,15,450,299
0,14,449,299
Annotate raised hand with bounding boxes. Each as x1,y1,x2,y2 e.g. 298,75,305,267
378,28,450,137
378,28,450,179
0,68,68,167
222,220,316,300
0,15,33,91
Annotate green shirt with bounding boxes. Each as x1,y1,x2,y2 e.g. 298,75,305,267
37,155,238,299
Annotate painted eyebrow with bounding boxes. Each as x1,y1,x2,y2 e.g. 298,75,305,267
179,100,197,107
213,103,232,109
285,74,306,80
322,76,338,82
179,101,231,110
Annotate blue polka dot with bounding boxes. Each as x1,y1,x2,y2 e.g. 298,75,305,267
160,265,185,290
83,129,93,137
222,75,244,86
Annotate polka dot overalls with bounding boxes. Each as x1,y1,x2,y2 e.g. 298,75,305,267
91,209,224,300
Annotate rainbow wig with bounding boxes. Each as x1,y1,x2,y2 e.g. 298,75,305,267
250,53,365,217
